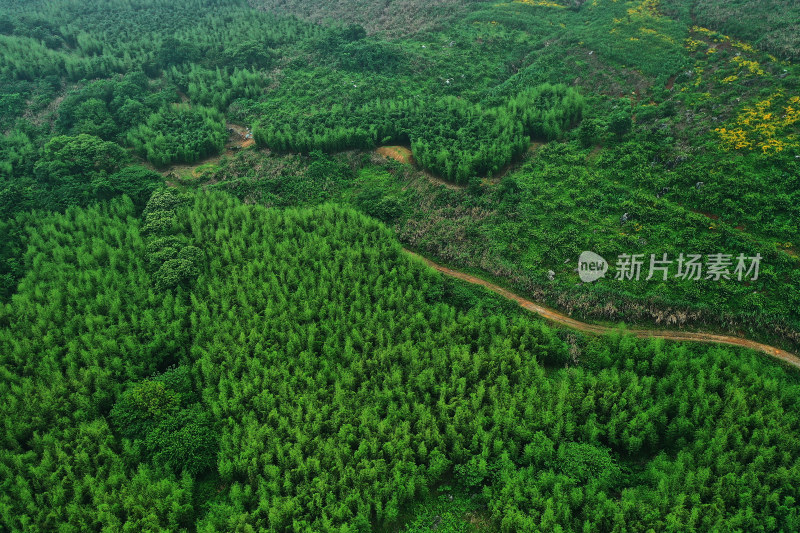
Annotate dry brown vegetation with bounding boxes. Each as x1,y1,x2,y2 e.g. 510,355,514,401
249,0,477,38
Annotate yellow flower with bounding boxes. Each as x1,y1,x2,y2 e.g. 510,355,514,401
715,92,800,155
731,56,765,76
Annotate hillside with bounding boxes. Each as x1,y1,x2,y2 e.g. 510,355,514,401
1,0,800,530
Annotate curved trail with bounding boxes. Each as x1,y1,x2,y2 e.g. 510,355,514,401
405,250,800,370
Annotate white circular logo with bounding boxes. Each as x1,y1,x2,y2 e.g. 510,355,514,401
578,251,608,283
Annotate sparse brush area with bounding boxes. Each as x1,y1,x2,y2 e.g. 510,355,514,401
1,0,800,531
660,0,800,61
248,0,480,38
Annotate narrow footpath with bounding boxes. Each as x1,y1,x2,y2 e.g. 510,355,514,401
406,250,800,370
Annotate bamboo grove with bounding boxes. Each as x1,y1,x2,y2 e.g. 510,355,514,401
1,0,800,530
253,84,584,184
1,191,799,531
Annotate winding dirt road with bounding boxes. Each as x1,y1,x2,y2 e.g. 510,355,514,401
406,250,800,370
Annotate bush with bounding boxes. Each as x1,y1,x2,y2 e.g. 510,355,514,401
146,407,219,476
557,442,620,488
111,367,218,476
93,165,162,209
153,256,199,291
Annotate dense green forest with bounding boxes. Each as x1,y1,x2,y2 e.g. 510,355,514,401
1,0,800,530
253,83,584,182
2,192,800,531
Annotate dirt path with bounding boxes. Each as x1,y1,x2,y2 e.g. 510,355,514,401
406,250,800,369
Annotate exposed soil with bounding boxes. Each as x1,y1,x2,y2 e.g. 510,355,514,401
407,250,800,370
586,144,603,162
376,146,414,165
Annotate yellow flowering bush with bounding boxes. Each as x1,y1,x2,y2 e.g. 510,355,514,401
685,37,705,52
731,55,765,76
690,26,759,55
715,92,800,154
626,0,659,19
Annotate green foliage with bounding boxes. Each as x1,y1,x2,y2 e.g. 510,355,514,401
34,133,129,185
56,74,158,141
251,0,471,38
177,64,266,112
0,129,36,180
608,110,633,140
31,133,130,209
2,191,800,531
1,0,800,530
355,186,405,223
141,188,202,292
111,379,182,441
254,83,584,183
128,104,226,167
557,442,620,487
111,366,218,476
93,165,162,209
577,117,603,147
0,213,29,300
145,406,218,476
396,139,800,348
153,251,201,291
399,488,490,533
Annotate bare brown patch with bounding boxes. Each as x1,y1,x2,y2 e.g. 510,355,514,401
464,511,493,530
586,144,603,162
528,141,545,153
376,145,414,165
377,146,466,189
